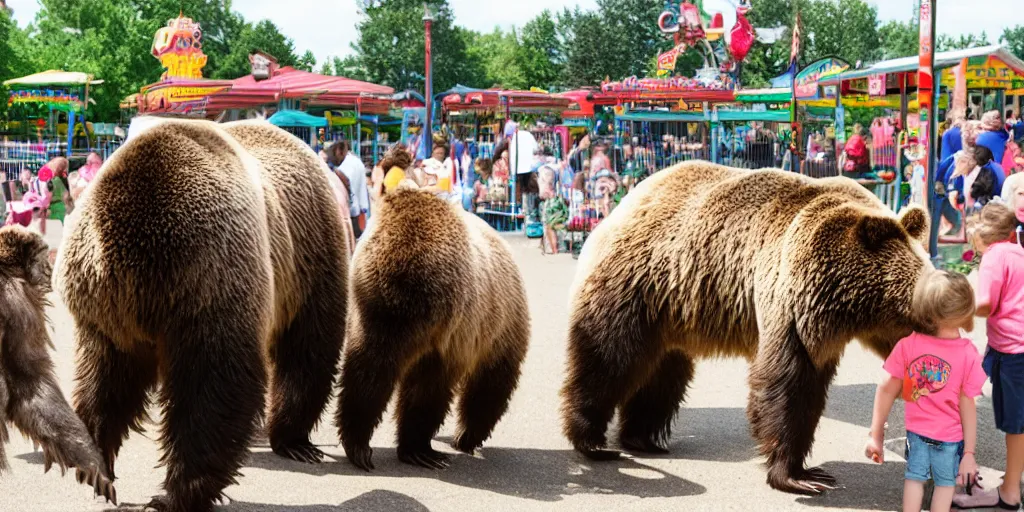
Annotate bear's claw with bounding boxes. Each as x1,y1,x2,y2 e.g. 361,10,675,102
398,448,450,470
769,466,838,495
272,440,325,464
620,435,670,454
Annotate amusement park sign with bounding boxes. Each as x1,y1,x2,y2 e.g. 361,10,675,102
794,58,849,99
601,76,729,93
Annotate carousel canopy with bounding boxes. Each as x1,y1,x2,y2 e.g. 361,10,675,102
4,70,103,88
267,109,327,128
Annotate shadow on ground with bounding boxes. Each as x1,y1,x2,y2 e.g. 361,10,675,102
104,490,430,512
245,446,705,503
664,406,758,463
796,461,906,510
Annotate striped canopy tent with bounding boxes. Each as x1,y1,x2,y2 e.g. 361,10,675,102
137,67,394,116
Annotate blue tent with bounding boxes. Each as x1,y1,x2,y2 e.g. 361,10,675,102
267,109,328,128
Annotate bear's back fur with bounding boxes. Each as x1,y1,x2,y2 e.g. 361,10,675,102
350,189,526,371
573,161,929,362
55,119,346,350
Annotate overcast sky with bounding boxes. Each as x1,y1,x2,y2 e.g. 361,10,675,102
7,0,1024,67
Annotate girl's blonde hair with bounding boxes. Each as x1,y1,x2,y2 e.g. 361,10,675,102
913,270,975,335
972,202,1017,247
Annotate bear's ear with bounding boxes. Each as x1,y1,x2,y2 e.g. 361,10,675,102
898,206,929,243
857,214,905,250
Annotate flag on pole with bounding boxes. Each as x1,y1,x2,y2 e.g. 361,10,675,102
789,13,801,68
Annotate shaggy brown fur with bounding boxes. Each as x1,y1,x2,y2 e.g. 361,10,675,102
561,161,932,495
55,119,348,512
0,226,115,503
337,187,529,471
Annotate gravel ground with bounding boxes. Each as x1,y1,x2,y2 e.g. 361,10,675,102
0,228,1010,511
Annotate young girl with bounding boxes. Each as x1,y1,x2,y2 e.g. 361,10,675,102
959,202,1024,510
865,270,986,512
473,158,492,213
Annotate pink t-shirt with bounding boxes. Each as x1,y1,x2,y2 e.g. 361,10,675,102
977,241,1024,354
883,332,987,442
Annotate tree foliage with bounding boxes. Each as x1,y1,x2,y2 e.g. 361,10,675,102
349,0,473,92
0,0,310,121
1002,26,1024,61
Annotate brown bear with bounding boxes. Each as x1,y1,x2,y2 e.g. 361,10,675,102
337,162,529,471
54,119,349,511
0,226,115,503
561,161,931,494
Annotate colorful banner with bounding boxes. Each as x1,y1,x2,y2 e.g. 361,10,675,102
601,75,729,93
657,47,681,72
7,88,85,112
794,58,850,99
868,74,887,96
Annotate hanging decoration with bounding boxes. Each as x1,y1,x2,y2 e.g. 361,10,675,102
7,88,85,112
654,0,758,85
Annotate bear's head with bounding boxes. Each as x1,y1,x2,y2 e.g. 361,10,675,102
785,200,932,361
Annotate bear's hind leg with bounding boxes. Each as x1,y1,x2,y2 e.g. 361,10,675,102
561,316,657,461
155,311,267,512
72,322,157,484
395,350,457,469
452,327,528,454
266,274,346,464
618,350,694,454
336,326,405,471
747,325,838,495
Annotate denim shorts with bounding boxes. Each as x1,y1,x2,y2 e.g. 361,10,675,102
905,431,963,487
983,348,1024,435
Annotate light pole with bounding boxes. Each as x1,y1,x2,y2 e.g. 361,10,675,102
423,3,434,159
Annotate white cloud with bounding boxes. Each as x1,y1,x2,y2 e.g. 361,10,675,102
8,0,1024,68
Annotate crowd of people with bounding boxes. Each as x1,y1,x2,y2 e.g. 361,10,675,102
935,109,1024,236
865,184,1024,512
2,152,103,235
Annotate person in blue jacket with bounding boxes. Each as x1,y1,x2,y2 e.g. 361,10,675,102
940,111,964,162
943,145,1006,214
977,111,1010,164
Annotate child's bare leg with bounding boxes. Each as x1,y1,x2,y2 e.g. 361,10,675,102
38,210,46,235
904,480,925,512
930,486,955,512
544,227,557,254
1001,434,1024,504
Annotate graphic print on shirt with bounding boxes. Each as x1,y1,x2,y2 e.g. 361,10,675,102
903,354,952,402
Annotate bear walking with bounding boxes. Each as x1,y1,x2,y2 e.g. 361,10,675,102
562,161,931,494
337,184,529,471
55,119,349,511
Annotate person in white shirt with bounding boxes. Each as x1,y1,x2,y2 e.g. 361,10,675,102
328,141,370,238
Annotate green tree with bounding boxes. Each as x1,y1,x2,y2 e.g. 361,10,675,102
210,19,300,79
297,50,317,72
938,32,991,51
1002,26,1024,61
333,55,367,80
463,27,526,89
741,0,881,87
519,11,563,88
559,8,619,87
878,20,919,60
350,0,473,92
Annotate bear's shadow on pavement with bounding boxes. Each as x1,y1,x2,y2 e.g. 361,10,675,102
245,446,706,503
104,489,429,512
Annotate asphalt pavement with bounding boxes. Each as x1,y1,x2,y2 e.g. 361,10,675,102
0,228,1010,511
